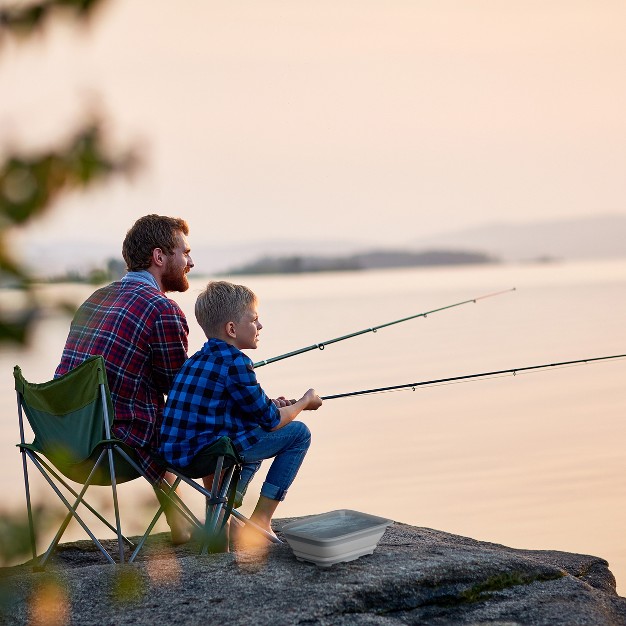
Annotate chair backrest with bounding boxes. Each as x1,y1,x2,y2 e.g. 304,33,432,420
14,355,115,477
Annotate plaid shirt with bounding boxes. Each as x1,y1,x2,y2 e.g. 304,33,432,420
159,338,281,469
55,273,189,483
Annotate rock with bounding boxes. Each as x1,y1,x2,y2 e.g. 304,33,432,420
1,519,625,625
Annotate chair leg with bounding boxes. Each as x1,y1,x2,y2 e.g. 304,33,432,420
34,454,134,549
128,477,182,563
201,460,283,547
43,449,113,559
105,445,124,563
17,395,37,562
27,452,116,567
204,457,225,535
115,447,201,562
128,477,203,563
201,463,235,555
20,448,38,563
135,466,283,563
163,462,282,552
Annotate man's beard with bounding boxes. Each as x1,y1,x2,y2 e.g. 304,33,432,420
161,264,189,292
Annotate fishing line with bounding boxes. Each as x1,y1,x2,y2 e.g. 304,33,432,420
320,353,626,401
253,287,516,368
331,363,589,397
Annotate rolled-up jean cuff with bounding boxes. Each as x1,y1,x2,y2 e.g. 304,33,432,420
260,481,287,502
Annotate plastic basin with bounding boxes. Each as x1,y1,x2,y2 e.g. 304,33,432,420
281,509,393,567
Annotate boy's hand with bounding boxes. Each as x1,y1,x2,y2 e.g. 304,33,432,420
301,388,322,411
272,396,294,408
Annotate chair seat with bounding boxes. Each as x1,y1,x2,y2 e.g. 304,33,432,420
18,439,142,485
165,436,241,479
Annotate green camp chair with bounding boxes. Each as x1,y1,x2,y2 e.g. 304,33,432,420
130,437,284,558
130,436,244,559
15,356,278,568
15,355,159,567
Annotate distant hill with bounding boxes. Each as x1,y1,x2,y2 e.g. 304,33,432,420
227,249,497,275
17,214,626,278
411,214,626,262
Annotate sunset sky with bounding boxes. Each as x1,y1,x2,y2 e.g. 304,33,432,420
1,1,625,267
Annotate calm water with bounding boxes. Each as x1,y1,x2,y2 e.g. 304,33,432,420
2,260,625,591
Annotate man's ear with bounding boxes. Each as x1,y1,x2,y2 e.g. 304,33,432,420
152,248,165,267
225,321,237,339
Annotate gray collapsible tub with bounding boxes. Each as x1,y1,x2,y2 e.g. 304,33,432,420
281,509,393,567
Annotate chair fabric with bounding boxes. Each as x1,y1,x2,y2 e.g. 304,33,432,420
15,356,140,485
174,436,239,479
14,356,151,566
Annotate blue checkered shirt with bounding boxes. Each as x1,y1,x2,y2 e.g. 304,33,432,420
159,338,281,468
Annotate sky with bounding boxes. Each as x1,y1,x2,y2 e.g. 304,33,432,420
1,0,625,270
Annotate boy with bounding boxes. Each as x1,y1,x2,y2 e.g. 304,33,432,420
159,281,322,542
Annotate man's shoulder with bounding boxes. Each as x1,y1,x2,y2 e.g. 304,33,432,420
77,283,187,335
106,281,185,315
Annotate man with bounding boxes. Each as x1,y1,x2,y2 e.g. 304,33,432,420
56,214,194,543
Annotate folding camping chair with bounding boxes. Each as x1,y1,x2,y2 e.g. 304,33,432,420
130,437,245,560
15,355,279,569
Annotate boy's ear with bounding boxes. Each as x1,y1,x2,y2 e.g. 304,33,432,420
225,321,237,338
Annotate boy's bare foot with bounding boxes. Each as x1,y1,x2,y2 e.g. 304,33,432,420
230,517,277,551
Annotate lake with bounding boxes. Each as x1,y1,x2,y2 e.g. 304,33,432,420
1,259,625,592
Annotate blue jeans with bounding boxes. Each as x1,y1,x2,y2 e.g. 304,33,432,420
236,421,311,505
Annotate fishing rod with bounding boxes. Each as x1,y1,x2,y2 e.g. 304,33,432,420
253,287,516,368
320,353,626,400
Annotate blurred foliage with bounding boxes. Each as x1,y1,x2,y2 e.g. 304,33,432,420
27,573,69,626
0,506,61,567
111,565,145,604
46,257,126,285
85,257,126,285
0,0,105,41
0,508,37,568
0,506,64,619
0,0,140,346
1,123,138,227
0,4,144,624
0,123,139,344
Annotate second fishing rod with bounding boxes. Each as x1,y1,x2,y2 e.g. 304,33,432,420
253,287,516,368
319,353,626,401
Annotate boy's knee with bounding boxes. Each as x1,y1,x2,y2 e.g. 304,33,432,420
292,421,311,449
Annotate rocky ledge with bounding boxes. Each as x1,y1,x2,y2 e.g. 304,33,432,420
1,518,625,625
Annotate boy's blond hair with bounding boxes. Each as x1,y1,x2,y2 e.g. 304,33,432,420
195,281,257,338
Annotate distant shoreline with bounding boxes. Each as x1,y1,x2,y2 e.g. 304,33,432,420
225,248,499,276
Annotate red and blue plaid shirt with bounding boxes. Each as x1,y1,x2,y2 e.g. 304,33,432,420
159,338,281,469
55,273,189,483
